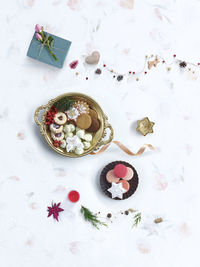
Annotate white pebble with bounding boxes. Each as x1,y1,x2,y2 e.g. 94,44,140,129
64,125,72,133
76,130,85,139
83,133,92,142
60,140,66,148
83,141,91,149
75,147,84,155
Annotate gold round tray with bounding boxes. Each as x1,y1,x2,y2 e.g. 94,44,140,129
34,92,114,158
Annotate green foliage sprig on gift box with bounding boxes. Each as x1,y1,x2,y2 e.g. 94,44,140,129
35,24,58,61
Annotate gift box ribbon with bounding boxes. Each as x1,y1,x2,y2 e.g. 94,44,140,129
90,141,154,156
33,33,67,59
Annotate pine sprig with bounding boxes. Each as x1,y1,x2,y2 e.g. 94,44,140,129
54,97,74,112
132,212,141,227
80,206,107,230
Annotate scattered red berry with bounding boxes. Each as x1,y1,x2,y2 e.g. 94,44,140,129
45,106,58,126
132,72,135,74
162,60,165,63
129,71,131,74
53,140,62,147
68,191,80,203
198,63,200,66
144,71,147,74
103,64,106,67
173,54,176,58
86,77,88,80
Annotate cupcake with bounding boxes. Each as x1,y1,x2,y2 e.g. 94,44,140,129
100,161,139,200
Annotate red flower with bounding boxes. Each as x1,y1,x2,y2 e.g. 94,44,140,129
47,202,64,221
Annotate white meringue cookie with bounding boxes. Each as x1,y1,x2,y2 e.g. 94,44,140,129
76,129,85,139
69,124,76,132
64,125,72,133
65,132,74,138
60,140,66,148
83,133,92,142
83,141,91,149
75,147,84,155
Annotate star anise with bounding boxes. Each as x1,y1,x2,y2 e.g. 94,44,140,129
47,202,64,221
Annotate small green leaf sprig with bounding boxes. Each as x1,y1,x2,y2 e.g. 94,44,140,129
132,212,141,227
54,96,75,112
80,206,107,230
35,24,58,61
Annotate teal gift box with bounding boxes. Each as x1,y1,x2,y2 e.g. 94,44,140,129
27,31,71,68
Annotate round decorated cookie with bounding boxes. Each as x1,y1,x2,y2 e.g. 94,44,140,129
50,123,63,133
51,131,64,141
100,161,139,200
76,114,92,129
54,112,67,125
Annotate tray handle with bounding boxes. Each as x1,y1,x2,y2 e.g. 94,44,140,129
34,105,47,136
93,119,114,152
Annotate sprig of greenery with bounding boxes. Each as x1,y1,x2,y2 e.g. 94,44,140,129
54,97,75,112
80,206,107,230
132,212,141,227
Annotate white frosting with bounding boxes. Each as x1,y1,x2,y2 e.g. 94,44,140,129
75,147,84,155
107,182,126,199
76,129,85,139
60,140,66,148
66,136,83,152
83,133,92,142
83,141,91,149
66,107,79,121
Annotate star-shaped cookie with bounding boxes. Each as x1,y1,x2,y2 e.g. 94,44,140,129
107,182,126,199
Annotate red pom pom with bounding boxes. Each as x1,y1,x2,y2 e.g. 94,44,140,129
113,164,127,178
68,191,80,203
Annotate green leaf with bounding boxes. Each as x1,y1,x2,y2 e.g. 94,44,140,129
54,97,74,111
80,206,107,230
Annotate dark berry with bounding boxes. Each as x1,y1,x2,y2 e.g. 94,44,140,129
117,75,123,81
107,213,112,218
173,54,176,58
179,61,187,68
95,68,102,74
103,64,106,67
125,210,129,215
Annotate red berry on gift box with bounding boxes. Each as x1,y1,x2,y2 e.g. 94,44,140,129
113,164,128,178
68,191,80,203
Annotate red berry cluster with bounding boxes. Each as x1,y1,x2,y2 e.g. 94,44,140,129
53,140,62,147
45,106,57,125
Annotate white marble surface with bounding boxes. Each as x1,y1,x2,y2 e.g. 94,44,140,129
1,0,200,266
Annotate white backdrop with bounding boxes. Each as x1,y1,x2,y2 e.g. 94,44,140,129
0,0,200,266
